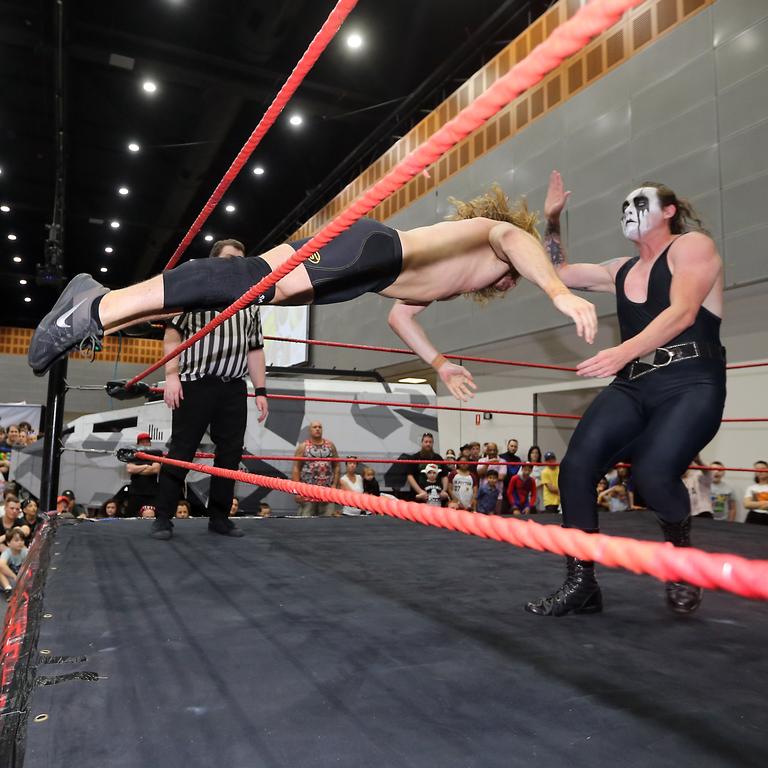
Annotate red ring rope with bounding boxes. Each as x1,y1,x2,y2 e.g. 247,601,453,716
191,453,767,474
137,452,768,601
126,0,647,388
263,336,577,372
162,0,359,271
148,388,768,423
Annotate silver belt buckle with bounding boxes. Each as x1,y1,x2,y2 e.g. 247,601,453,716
650,346,674,368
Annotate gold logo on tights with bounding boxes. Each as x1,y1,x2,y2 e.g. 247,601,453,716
308,252,321,264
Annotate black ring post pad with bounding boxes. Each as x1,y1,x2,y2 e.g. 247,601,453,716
106,380,152,400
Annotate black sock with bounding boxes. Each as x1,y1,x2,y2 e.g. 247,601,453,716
91,294,104,331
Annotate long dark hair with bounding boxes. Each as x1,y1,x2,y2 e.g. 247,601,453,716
528,445,542,462
639,181,709,235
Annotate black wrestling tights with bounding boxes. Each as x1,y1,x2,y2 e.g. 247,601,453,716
559,371,726,530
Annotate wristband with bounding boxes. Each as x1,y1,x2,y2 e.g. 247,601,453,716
431,353,447,370
254,387,267,397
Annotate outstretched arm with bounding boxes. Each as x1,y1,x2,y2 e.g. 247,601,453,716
543,170,625,293
488,223,597,343
388,301,477,401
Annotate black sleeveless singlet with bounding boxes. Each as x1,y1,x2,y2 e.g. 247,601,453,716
614,242,722,349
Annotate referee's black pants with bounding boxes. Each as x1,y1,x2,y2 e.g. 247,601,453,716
155,376,247,524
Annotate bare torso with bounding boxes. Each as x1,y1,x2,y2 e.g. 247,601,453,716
259,218,507,305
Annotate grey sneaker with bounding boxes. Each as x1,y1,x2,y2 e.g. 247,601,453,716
28,273,108,376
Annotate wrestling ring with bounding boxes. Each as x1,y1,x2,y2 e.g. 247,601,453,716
3,2,768,766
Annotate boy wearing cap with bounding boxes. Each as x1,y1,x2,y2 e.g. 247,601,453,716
415,464,449,507
125,433,161,518
540,452,561,513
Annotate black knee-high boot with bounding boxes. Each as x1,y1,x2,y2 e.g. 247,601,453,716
525,538,603,617
658,516,703,614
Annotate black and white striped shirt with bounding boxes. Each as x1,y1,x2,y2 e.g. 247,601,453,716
171,308,263,382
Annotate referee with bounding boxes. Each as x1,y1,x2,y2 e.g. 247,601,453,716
151,238,269,540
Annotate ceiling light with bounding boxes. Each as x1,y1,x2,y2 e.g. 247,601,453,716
346,33,363,49
12,255,21,263
7,233,17,241
110,220,120,228
252,166,265,176
204,234,214,242
24,297,31,303
224,203,236,213
118,186,129,196
0,167,3,174
288,114,303,127
100,266,108,273
19,279,27,285
127,142,140,153
142,80,158,94
398,377,427,384
0,205,9,213
104,246,114,253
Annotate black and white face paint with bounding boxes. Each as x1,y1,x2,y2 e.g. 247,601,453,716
620,187,663,242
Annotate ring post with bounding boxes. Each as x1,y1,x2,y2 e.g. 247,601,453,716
40,357,67,511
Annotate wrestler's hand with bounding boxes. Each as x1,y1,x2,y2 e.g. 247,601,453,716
438,362,477,401
544,170,571,220
254,395,268,423
576,346,631,378
164,376,184,410
552,293,597,344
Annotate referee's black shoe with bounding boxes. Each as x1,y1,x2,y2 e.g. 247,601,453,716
208,517,245,537
150,518,174,541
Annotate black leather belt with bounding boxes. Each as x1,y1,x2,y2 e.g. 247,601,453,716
618,341,725,381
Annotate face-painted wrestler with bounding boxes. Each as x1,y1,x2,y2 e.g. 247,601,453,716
29,186,597,401
525,171,724,617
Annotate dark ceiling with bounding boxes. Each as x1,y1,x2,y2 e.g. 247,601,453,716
1,0,549,328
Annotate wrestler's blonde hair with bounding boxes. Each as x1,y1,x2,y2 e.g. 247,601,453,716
447,184,541,303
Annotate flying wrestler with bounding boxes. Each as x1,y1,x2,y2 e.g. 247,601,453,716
28,186,598,400
525,171,725,617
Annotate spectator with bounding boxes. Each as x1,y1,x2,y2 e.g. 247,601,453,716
60,489,87,519
175,500,191,519
598,483,630,512
477,469,501,514
507,463,537,515
415,463,449,507
709,461,736,522
527,446,545,512
448,458,477,511
55,495,70,516
499,438,522,514
292,421,340,517
98,499,120,519
444,449,457,472
596,477,610,510
140,505,156,519
406,433,445,497
339,457,365,515
0,528,27,599
0,426,7,450
259,502,272,518
682,454,713,518
540,452,560,513
229,497,240,517
362,467,380,497
610,466,636,508
4,425,20,449
20,498,43,542
467,442,482,465
743,461,768,525
125,434,161,518
478,442,507,483
1,495,23,546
